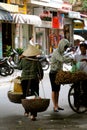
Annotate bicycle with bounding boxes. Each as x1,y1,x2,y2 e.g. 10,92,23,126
68,80,87,114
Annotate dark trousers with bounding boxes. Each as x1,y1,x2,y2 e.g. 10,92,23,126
74,80,87,107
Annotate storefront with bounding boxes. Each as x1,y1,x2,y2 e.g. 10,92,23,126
34,9,73,54
27,0,73,54
11,13,42,50
0,2,18,57
0,10,13,58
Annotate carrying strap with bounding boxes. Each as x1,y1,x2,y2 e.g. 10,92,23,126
40,80,45,98
25,57,38,61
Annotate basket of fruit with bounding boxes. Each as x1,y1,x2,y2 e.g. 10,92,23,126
55,70,87,85
21,97,50,113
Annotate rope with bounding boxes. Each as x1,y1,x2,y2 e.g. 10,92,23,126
40,80,45,98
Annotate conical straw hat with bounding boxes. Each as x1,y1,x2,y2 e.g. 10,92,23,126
22,44,41,57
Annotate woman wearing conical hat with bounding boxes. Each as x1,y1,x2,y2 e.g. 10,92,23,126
17,44,44,121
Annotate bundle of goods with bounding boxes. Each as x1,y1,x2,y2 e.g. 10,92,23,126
55,70,87,85
13,76,22,93
21,98,50,113
7,76,23,104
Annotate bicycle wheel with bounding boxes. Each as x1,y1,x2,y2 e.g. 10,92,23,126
8,67,14,75
68,85,87,114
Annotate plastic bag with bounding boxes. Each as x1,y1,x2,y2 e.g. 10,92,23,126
70,62,80,72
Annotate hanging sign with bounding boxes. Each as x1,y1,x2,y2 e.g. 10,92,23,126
68,11,81,19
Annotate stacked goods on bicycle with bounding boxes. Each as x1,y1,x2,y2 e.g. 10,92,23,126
55,70,87,85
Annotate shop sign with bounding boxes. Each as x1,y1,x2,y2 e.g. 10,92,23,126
74,22,84,29
30,0,62,8
50,0,63,4
68,11,81,19
40,21,52,28
62,2,72,11
33,0,63,3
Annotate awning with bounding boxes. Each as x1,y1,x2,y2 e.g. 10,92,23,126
0,10,13,22
74,34,85,41
11,13,42,26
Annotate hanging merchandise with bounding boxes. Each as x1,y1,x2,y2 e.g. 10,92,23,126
52,16,59,28
58,13,64,29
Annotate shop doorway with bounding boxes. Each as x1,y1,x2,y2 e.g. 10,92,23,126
35,28,46,54
2,23,12,56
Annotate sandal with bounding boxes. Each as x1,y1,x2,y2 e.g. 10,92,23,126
58,107,64,110
30,115,36,121
24,112,29,117
53,108,59,112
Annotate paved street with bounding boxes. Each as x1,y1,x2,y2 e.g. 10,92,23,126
0,69,87,130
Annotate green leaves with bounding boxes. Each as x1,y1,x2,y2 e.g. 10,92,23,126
82,0,87,11
15,48,24,55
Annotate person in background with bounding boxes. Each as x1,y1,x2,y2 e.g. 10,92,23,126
72,43,87,107
49,38,73,112
72,42,87,73
73,39,81,55
74,42,87,62
17,44,44,121
29,36,35,46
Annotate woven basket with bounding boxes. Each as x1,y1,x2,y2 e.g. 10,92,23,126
55,70,87,85
21,98,50,112
8,91,23,104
